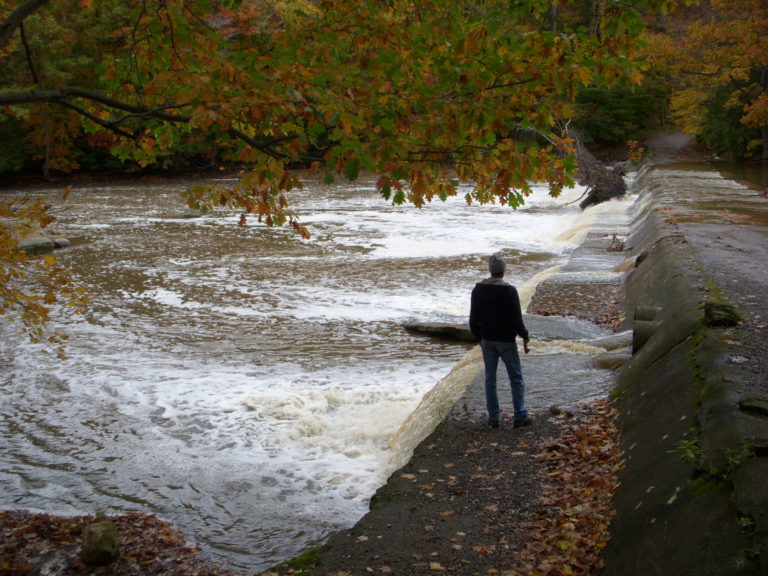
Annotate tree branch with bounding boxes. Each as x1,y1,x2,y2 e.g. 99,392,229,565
0,87,191,121
0,87,296,160
56,100,135,139
0,0,50,50
19,22,39,83
226,127,295,159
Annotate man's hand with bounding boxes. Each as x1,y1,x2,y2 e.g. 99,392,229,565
523,338,530,354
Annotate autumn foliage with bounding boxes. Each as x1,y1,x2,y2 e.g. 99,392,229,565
1,0,662,204
645,0,768,159
0,0,672,344
0,193,87,357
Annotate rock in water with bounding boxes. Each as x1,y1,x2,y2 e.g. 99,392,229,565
18,236,55,255
81,518,120,566
401,322,475,342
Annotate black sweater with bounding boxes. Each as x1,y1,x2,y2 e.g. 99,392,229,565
469,278,529,342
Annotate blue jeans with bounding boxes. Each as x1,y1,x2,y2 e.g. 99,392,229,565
481,339,527,421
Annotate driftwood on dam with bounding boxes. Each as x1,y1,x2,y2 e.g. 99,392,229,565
572,135,628,210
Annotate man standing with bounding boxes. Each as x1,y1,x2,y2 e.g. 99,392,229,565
469,253,531,429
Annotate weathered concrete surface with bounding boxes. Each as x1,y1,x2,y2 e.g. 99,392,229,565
602,161,768,575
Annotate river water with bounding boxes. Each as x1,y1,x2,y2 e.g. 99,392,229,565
1,172,650,571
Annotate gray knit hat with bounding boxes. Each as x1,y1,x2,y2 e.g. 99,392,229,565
488,253,506,276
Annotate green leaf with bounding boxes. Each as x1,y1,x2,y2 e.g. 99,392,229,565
343,157,360,181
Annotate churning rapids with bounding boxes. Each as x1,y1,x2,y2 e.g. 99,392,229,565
2,173,641,572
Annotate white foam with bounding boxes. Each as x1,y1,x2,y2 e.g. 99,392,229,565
281,181,598,259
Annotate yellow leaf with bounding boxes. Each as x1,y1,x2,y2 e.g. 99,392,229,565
558,539,573,550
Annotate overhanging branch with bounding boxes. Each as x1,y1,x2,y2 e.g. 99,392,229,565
0,87,189,122
1,87,296,160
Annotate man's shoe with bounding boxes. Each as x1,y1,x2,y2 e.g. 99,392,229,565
488,418,500,428
513,416,532,429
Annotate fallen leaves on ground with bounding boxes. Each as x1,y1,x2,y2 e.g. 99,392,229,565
528,283,623,331
512,399,623,575
0,510,238,576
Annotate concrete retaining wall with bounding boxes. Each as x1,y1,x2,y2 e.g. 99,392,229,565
602,169,767,575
